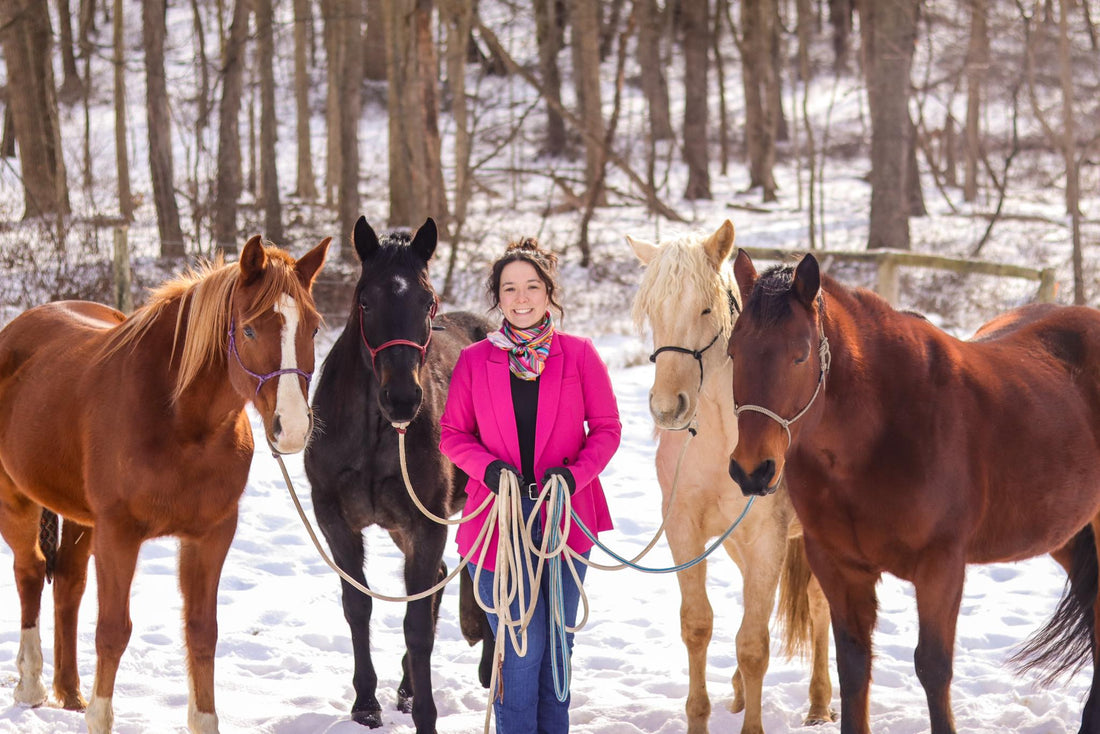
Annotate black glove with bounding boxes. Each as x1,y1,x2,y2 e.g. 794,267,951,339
483,460,519,494
541,467,576,495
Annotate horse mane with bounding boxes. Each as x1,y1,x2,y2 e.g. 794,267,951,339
101,247,314,401
631,231,739,336
358,232,435,295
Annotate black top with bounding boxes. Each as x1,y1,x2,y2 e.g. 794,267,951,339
510,372,540,485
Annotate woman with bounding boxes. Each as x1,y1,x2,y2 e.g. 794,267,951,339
440,237,621,733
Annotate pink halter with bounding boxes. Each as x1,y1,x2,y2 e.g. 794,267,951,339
358,300,438,371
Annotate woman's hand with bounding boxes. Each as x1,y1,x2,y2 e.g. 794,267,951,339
541,467,576,495
483,460,519,494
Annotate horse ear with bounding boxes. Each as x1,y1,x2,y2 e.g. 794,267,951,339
353,216,380,262
409,217,438,262
703,219,736,270
793,254,821,309
627,235,659,264
239,235,267,284
733,248,757,306
295,237,331,290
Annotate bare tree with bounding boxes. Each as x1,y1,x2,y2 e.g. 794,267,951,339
57,0,84,101
964,0,987,202
293,0,319,200
1057,0,1083,302
114,0,133,221
144,0,186,258
257,0,283,242
830,0,853,73
213,0,251,255
535,0,567,155
858,0,919,250
0,0,70,219
322,0,342,206
635,0,672,141
339,0,363,256
682,0,710,199
571,0,608,205
442,0,474,297
741,0,780,201
365,0,387,80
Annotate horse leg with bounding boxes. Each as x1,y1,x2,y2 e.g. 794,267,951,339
911,553,965,734
804,539,878,734
1078,520,1100,734
85,521,143,734
458,565,494,688
667,520,713,734
53,519,93,710
397,556,446,711
314,500,380,727
0,495,48,707
179,513,237,734
729,523,786,734
805,573,837,724
399,522,446,734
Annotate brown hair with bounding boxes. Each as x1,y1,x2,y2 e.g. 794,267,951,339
487,237,565,318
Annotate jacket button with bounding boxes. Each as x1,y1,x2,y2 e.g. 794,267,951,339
563,458,570,465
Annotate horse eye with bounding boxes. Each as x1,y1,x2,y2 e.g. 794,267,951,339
312,327,320,337
702,308,712,316
794,352,809,365
243,325,256,339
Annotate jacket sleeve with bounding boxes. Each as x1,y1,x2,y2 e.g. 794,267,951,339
567,338,622,491
440,348,498,484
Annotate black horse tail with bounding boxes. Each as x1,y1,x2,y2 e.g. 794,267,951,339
1009,525,1098,686
39,508,59,584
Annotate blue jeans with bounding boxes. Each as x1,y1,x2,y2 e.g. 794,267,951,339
470,499,589,734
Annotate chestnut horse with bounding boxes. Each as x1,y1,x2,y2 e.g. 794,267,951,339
629,221,833,734
0,235,329,734
727,250,1100,734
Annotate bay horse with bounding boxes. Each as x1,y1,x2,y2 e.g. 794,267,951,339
0,234,330,733
727,250,1100,734
628,220,833,734
304,216,493,733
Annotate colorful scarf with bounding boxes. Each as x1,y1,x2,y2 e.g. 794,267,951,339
488,313,555,380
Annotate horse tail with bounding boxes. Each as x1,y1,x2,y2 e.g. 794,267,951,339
1009,525,1098,685
777,534,814,659
39,508,59,584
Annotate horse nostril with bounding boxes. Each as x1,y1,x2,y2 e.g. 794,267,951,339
757,459,776,489
677,392,688,418
273,414,283,437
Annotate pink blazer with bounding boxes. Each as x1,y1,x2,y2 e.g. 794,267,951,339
440,331,621,571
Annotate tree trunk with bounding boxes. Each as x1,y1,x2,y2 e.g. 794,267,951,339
1057,0,1082,302
570,0,607,205
57,0,84,101
338,0,363,258
682,0,710,199
114,0,133,221
365,0,387,80
383,0,415,226
190,0,212,133
442,0,473,298
0,0,70,219
293,0,319,200
415,0,448,230
323,0,342,207
213,0,251,255
257,0,283,242
635,0,672,141
858,0,918,250
535,0,567,155
797,0,816,249
829,0,852,73
144,0,185,258
963,0,987,203
599,0,626,60
713,0,729,174
741,0,778,201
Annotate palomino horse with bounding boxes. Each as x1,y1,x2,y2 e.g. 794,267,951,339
0,235,329,733
629,221,833,734
304,217,492,733
727,251,1100,734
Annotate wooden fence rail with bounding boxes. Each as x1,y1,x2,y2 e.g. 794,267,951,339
738,246,1057,305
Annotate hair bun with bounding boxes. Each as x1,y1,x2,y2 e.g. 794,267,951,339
507,237,541,253
506,236,558,268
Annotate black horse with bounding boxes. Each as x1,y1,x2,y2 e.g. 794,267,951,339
304,216,493,732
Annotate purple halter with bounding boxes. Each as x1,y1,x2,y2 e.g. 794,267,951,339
228,320,313,395
358,299,438,372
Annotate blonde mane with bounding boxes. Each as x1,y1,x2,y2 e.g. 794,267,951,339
101,247,316,401
631,232,740,339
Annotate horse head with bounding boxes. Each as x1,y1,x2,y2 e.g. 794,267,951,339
229,234,330,454
352,216,438,425
629,219,739,430
727,250,827,497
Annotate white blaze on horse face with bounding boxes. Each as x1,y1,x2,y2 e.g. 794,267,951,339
272,294,311,452
392,274,410,296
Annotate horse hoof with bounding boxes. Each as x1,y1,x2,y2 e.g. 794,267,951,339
58,690,88,711
396,687,413,714
351,708,383,728
13,678,47,707
803,708,838,725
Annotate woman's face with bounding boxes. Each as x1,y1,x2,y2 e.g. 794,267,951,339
499,260,550,330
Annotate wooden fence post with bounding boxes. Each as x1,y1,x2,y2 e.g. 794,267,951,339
1038,268,1057,303
113,226,133,314
876,255,899,305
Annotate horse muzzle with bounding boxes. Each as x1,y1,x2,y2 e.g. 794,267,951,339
728,457,778,497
